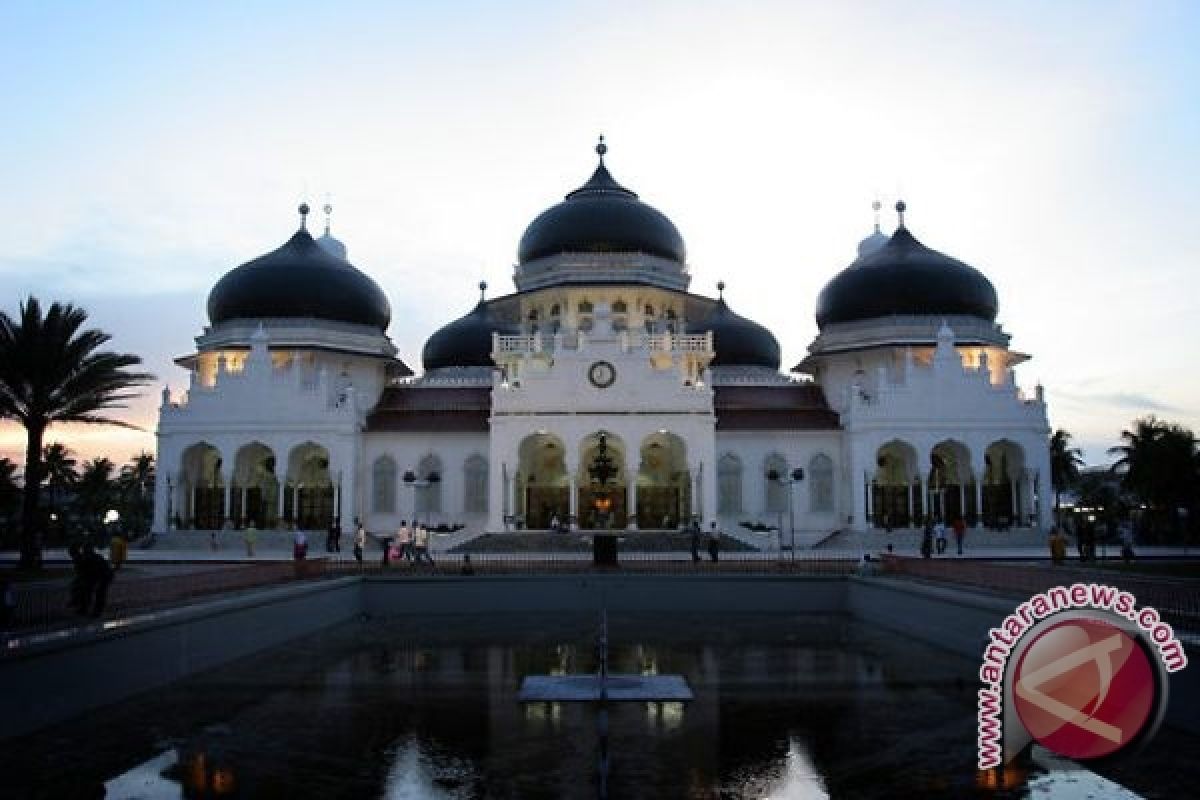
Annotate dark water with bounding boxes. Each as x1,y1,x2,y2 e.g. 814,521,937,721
3,613,1195,799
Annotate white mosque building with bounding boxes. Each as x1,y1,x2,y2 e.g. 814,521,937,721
152,139,1052,547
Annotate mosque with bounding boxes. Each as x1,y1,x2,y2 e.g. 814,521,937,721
152,139,1052,547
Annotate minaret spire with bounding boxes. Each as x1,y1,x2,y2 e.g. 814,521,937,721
872,199,882,233
596,134,607,165
895,199,907,229
298,202,310,231
323,196,333,236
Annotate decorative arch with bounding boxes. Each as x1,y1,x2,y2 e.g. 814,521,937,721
232,441,278,528
764,453,789,513
809,453,834,512
983,440,1027,528
717,453,743,514
285,441,334,530
464,454,488,513
180,442,224,530
928,439,976,524
873,440,921,527
372,455,397,514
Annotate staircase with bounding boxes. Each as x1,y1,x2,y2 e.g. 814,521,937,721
814,526,1047,552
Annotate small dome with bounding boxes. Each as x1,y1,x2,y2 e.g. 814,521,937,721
688,285,781,369
816,216,997,329
421,285,518,371
857,227,889,257
517,140,686,265
315,231,347,259
207,214,390,330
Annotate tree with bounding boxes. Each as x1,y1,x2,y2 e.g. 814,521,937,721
0,457,20,545
117,452,155,536
1109,416,1199,542
1049,429,1084,513
41,441,79,528
75,457,117,529
0,298,152,569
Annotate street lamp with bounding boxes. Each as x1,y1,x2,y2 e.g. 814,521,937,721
403,469,442,527
767,467,805,561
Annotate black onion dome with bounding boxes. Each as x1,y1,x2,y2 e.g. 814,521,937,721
517,149,686,265
815,224,998,329
208,226,391,330
689,287,781,369
422,286,518,370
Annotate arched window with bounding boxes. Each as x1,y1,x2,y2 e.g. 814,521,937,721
644,304,655,316
416,454,443,514
717,453,742,514
372,456,397,513
578,300,593,314
550,304,561,316
528,309,539,321
810,454,834,512
764,454,788,513
612,299,627,314
464,455,488,513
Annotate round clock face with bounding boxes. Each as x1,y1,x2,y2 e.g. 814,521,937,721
588,360,617,388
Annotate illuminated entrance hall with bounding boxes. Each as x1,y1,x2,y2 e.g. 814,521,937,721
154,139,1053,544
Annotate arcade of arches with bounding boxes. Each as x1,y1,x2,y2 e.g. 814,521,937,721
868,439,1034,529
175,441,337,530
515,431,693,530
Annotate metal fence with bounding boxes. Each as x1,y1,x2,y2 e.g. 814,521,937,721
879,555,1200,632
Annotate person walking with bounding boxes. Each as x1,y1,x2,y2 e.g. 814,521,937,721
380,525,395,569
1049,526,1067,565
952,517,967,555
397,521,413,564
933,518,947,555
414,523,434,566
108,532,128,571
1119,520,1135,564
81,542,114,617
243,522,257,558
354,521,366,569
920,518,934,559
690,518,702,562
707,522,721,563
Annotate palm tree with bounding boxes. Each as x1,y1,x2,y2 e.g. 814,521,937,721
0,297,152,569
75,457,117,529
41,441,79,526
0,457,20,546
1109,416,1199,541
1049,429,1084,513
118,452,155,535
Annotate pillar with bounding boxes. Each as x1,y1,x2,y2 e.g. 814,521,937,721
626,458,638,530
277,481,286,529
972,482,983,528
864,473,874,528
568,471,579,531
224,478,233,528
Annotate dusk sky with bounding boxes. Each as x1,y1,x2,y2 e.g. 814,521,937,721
2,1,1198,468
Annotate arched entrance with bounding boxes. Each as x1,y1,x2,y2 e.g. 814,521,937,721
232,442,279,529
181,442,223,530
517,433,568,529
285,442,334,530
873,440,920,528
983,440,1025,529
636,432,690,529
928,440,975,524
577,432,628,530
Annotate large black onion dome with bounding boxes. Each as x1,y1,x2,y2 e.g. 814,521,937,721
815,212,997,329
208,213,390,330
517,139,686,265
421,283,518,370
688,284,781,369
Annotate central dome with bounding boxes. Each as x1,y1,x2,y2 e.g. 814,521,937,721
517,139,686,265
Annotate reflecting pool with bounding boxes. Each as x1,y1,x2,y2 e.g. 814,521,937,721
4,613,1194,798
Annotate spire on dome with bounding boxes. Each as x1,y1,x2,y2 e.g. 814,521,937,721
872,199,882,233
315,197,348,259
596,134,607,164
478,280,488,301
298,202,311,231
856,199,890,257
895,199,907,229
323,199,333,236
717,280,726,299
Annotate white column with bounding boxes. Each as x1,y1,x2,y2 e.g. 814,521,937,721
864,473,874,528
688,464,700,523
486,460,506,532
277,481,286,529
567,458,579,531
224,478,233,528
152,465,170,532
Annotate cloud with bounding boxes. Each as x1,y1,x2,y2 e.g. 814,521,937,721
1053,389,1184,415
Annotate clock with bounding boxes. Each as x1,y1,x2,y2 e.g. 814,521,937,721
588,360,617,389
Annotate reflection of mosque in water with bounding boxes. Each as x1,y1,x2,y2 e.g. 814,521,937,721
153,138,1051,543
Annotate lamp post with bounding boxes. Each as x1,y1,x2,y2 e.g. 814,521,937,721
767,467,805,561
403,470,441,528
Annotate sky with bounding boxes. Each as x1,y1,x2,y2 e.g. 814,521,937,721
1,0,1198,469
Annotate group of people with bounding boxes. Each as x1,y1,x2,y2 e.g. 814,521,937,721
380,520,435,567
1048,520,1134,564
920,517,968,558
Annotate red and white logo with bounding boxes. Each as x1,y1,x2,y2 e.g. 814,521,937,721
1012,618,1156,760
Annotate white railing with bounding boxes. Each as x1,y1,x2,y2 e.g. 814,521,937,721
634,332,712,353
